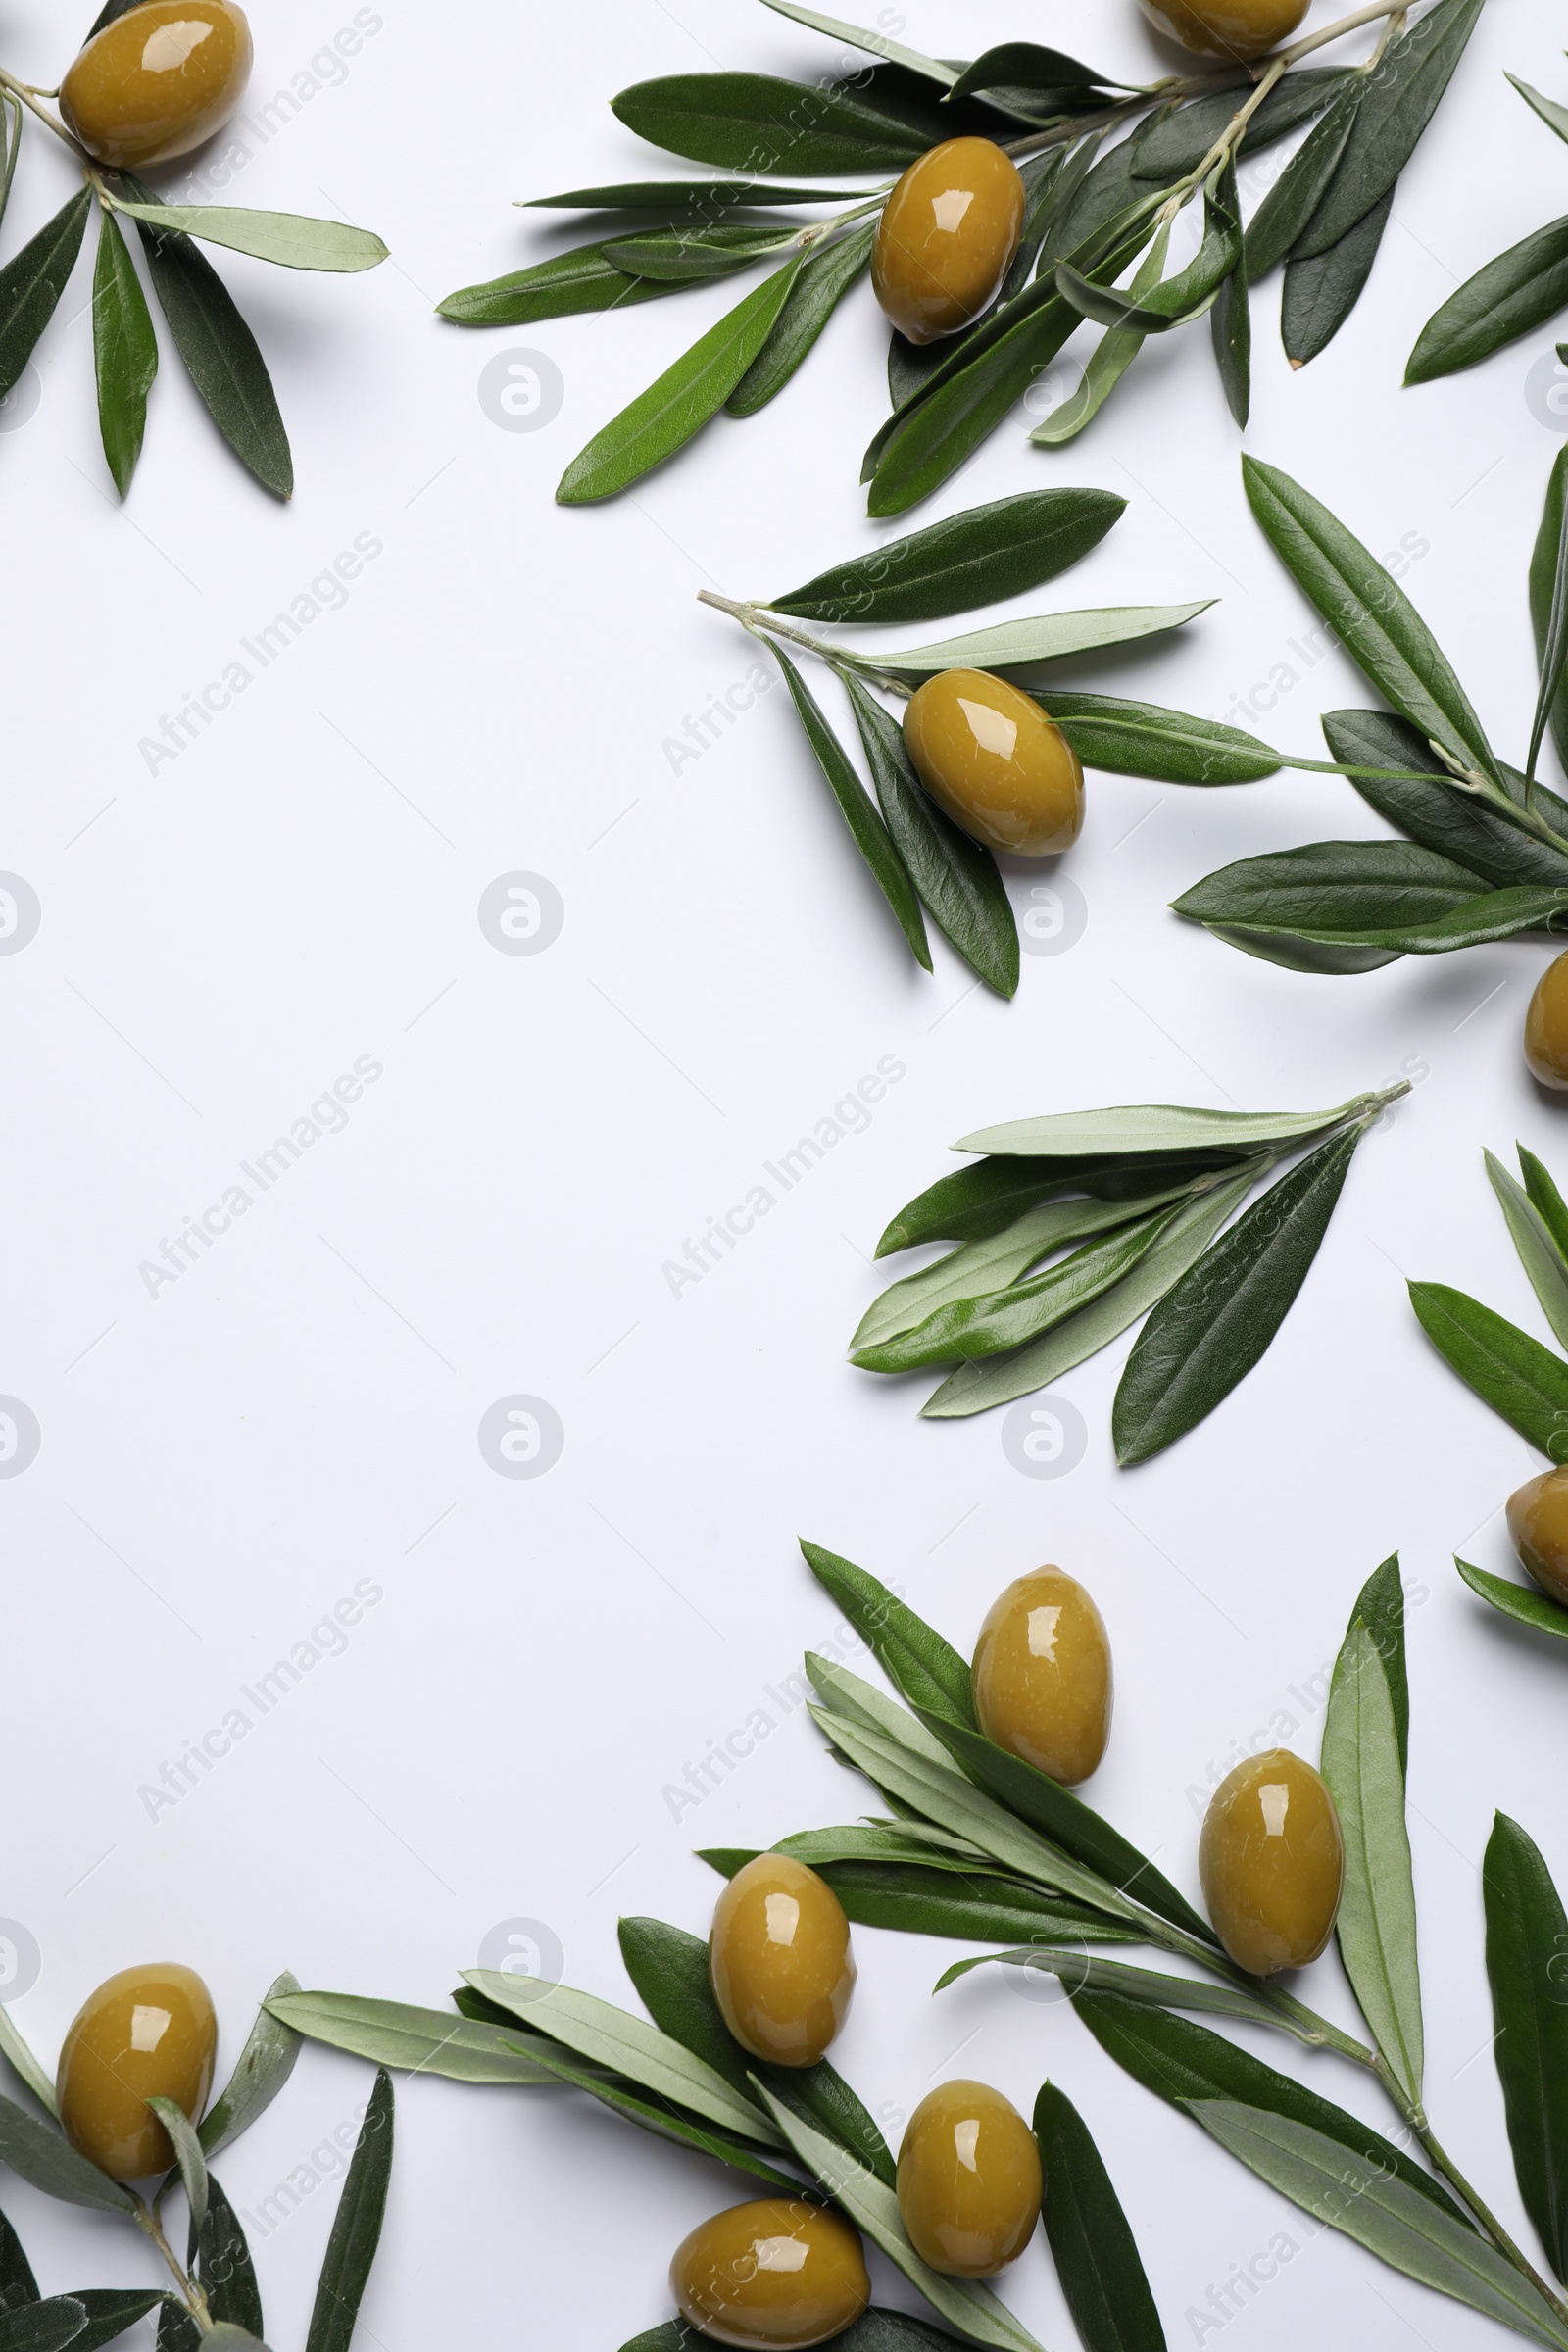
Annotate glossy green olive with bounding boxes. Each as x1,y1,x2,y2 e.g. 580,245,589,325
972,1568,1112,1787
671,2199,870,2347
1137,0,1308,61
904,669,1084,857
1507,1467,1568,1604
1200,1751,1345,1976
1525,953,1568,1087
61,1,252,169
896,2081,1042,2278
710,1854,856,2068
873,138,1026,345
57,1964,217,2180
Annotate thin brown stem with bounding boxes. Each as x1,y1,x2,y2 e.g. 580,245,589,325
131,2196,213,2332
0,65,89,161
1411,2115,1568,2329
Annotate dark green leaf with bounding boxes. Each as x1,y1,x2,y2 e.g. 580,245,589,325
800,1542,976,1724
1129,71,1346,179
1046,692,1278,784
0,2209,35,2315
946,1950,1301,2035
1282,184,1393,364
1113,1125,1364,1463
1295,0,1485,255
528,180,869,210
437,241,685,324
1489,1152,1568,1351
200,2182,262,2338
1242,456,1498,782
1532,443,1568,783
843,676,1017,995
1173,839,1493,940
304,2071,392,2352
62,2291,167,2351
1245,87,1363,279
888,330,947,411
1031,228,1168,445
1510,73,1568,148
1351,1554,1409,1773
0,2302,86,2352
147,2098,208,2240
948,45,1117,103
727,221,872,415
621,2318,964,2352
603,223,798,281
999,149,1070,305
1034,2082,1166,2352
766,1858,1139,1945
1406,216,1568,385
155,2303,201,2352
1522,1146,1568,1269
0,2101,133,2213
125,174,290,499
1533,451,1568,781
1057,167,1240,334
612,73,929,173
200,1974,301,2161
1409,1282,1568,1458
1030,133,1107,282
559,259,801,500
1457,1556,1568,1642
764,644,929,964
757,2,956,87
1210,162,1250,426
1484,1813,1568,2282
1324,711,1568,890
1072,1991,1471,2221
91,209,157,499
876,1151,1243,1254
0,188,91,400
773,488,1125,624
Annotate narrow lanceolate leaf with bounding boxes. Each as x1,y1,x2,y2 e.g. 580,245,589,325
1522,1146,1568,1267
753,2085,1048,2352
1295,0,1485,256
0,2014,56,2119
0,2301,87,2352
709,1854,1141,1948
864,602,1212,684
1129,71,1348,179
1209,162,1250,428
611,73,930,174
843,676,1016,995
1033,2082,1166,2352
268,1991,564,2084
1509,74,1568,148
1320,1623,1423,2109
1457,1557,1568,1643
0,188,91,399
799,1541,976,1724
603,223,799,280
1406,218,1568,386
1172,840,1493,943
874,1155,1206,1254
63,2290,167,2350
726,220,872,416
110,203,385,272
1489,1152,1568,1352
200,1974,301,2160
773,489,1126,625
1324,710,1568,890
1058,169,1241,335
1112,1126,1365,1465
1484,1814,1568,2283
126,178,290,498
304,2072,392,2352
1242,457,1499,784
1192,2103,1568,2347
1034,229,1168,445
1532,442,1568,783
757,0,956,85
147,2097,208,2239
948,43,1120,104
200,2180,263,2338
1044,694,1279,785
1408,1283,1568,1459
91,210,157,498
766,646,928,965
956,1098,1362,1160
437,242,685,324
1283,186,1394,366
923,1170,1255,1420
0,2201,37,2309
558,258,800,500
944,1951,1296,2039
1533,451,1568,781
0,2100,133,2212
524,180,873,209
1245,86,1362,279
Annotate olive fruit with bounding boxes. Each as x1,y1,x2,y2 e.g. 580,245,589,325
57,1963,217,2180
873,138,1026,345
971,1568,1112,1787
61,1,253,171
1506,1467,1568,1605
1525,953,1568,1087
904,669,1084,857
896,2081,1042,2278
710,1854,856,2068
1137,0,1308,62
1200,1751,1345,1976
670,2199,870,2347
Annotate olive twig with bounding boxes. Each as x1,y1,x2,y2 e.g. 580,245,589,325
1405,2113,1568,2328
0,64,87,161
131,2193,213,2332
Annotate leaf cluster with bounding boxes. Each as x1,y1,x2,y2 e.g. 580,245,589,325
1408,66,1568,384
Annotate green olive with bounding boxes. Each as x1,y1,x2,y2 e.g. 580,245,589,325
61,1,252,170
1200,1751,1344,1975
1507,1467,1568,1604
670,2198,870,2347
896,2081,1042,2278
1137,0,1308,61
1525,953,1568,1087
904,669,1084,857
873,138,1026,345
57,1963,217,2180
710,1854,856,2068
972,1569,1111,1786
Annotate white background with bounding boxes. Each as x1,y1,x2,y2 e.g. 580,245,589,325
2,0,1567,2344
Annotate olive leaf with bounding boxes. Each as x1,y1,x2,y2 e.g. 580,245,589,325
1488,1153,1568,1352
108,203,386,274
1045,694,1280,784
859,601,1213,683
1457,1557,1568,1642
1056,169,1241,334
625,2320,963,2352
200,2181,263,2340
266,1990,562,2083
1245,85,1363,279
1533,452,1568,781
146,2098,208,2240
90,209,157,499
1283,184,1394,366
1511,73,1568,147
943,1950,1305,2041
771,489,1126,625
1531,446,1568,785
303,2071,391,2352
198,2330,270,2352
1293,0,1484,258
1209,159,1250,427
525,179,871,208
0,2100,134,2214
947,45,1121,105
873,1155,1204,1254
1483,1814,1568,2284
0,187,91,400
438,242,686,325
0,2012,56,2119
956,1098,1366,1158
0,2303,87,2352
1033,2082,1167,2352
756,0,956,87
602,223,802,281
1171,839,1498,952
799,1541,975,1724
1129,72,1348,179
199,1973,301,2161
610,73,930,173
1111,1123,1367,1464
1408,1283,1568,1460
1522,1145,1568,1270
1406,218,1568,386
1326,711,1568,889
727,220,873,415
557,257,802,501
1033,226,1169,445
61,2290,167,2350
0,93,19,244
0,2203,36,2310
700,1846,1142,1947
